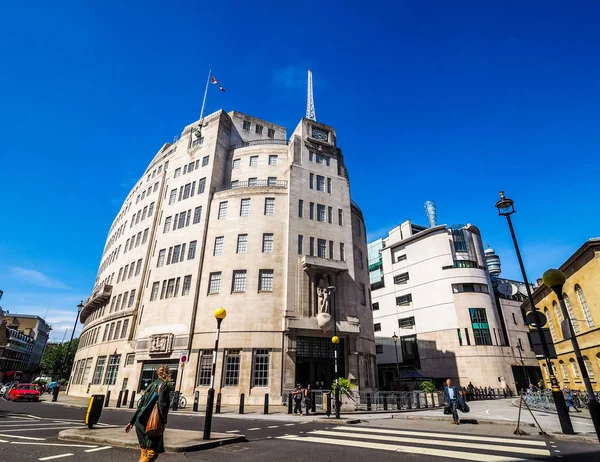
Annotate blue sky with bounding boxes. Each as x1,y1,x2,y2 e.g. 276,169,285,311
1,2,599,340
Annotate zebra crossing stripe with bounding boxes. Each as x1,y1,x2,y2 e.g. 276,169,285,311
277,435,539,462
331,426,548,447
310,430,550,457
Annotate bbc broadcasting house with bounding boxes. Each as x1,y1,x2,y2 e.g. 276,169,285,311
69,109,376,404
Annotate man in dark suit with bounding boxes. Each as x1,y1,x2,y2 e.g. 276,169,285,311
443,378,460,424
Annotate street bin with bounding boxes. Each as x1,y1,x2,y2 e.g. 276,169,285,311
86,394,105,428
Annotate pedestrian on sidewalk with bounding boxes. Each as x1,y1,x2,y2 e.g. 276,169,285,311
304,384,312,416
126,365,171,462
563,386,582,413
292,383,303,416
443,379,460,425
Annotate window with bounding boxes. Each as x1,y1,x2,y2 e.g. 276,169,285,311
512,313,517,324
150,282,160,301
267,176,277,186
262,233,274,253
570,358,581,380
202,156,209,167
359,283,366,305
340,243,345,261
233,158,241,169
309,173,314,189
232,270,247,293
469,308,493,345
224,350,241,386
182,275,192,296
141,206,148,221
183,183,191,199
326,177,332,193
142,228,149,245
309,237,315,256
560,361,569,381
157,249,166,267
457,329,463,346
396,294,412,306
218,201,228,219
128,290,136,308
309,202,315,220
198,350,213,386
397,254,407,262
171,245,181,263
329,240,334,259
451,228,468,252
268,155,278,166
316,175,325,191
135,232,142,247
374,323,381,332
252,349,270,386
92,357,106,385
450,260,478,269
198,178,206,194
358,249,364,269
575,285,594,327
243,120,251,130
177,212,186,229
563,294,580,334
399,316,415,328
214,236,224,256
249,155,258,166
116,294,122,310
237,234,248,253
81,358,92,384
328,206,333,224
259,269,274,292
353,217,362,236
122,291,129,309
317,239,327,258
104,355,121,385
125,352,135,366
135,259,143,276
208,272,222,294
174,167,181,178
163,216,172,233
193,206,202,224
240,198,251,216
169,189,177,205
187,240,197,260
298,235,303,254
102,325,109,342
264,198,275,216
372,302,379,311
337,209,343,226
248,177,258,186
394,273,409,284
465,328,471,345
376,345,384,354
583,356,595,380
267,128,275,138
545,308,557,341
163,278,175,298
317,204,326,222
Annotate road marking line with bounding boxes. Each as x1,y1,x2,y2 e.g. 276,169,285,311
0,423,83,428
0,439,8,443
6,416,37,420
299,421,310,424
0,434,46,440
331,426,548,447
84,446,112,452
12,442,97,448
25,415,43,420
310,430,550,457
277,435,539,462
225,430,240,433
0,426,82,433
247,428,260,431
38,454,74,461
267,425,279,428
284,423,295,426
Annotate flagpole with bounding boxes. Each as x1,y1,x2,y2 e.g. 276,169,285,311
199,69,211,124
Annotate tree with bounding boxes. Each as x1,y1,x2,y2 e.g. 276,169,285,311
40,339,79,379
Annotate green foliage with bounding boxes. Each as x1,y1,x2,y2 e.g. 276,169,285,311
332,377,355,394
420,380,436,393
40,339,80,379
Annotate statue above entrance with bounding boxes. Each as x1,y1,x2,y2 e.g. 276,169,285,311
317,274,331,315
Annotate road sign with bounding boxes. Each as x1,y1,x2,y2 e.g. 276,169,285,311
180,351,189,364
525,310,547,328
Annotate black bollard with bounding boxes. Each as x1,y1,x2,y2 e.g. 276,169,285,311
383,394,388,410
129,391,136,409
367,393,372,411
325,393,331,417
116,391,123,408
215,392,222,414
407,393,412,409
104,390,111,408
122,390,129,407
52,386,59,402
172,390,179,411
288,393,293,414
311,391,316,413
264,393,269,414
239,393,245,414
193,391,199,412
416,392,421,409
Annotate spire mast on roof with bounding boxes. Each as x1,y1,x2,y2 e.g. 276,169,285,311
306,69,316,121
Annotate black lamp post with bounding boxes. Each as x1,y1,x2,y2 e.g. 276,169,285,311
392,333,400,381
203,307,226,440
63,301,83,381
327,285,341,419
543,269,600,442
495,191,574,434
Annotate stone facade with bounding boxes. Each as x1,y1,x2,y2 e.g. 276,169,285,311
69,110,375,403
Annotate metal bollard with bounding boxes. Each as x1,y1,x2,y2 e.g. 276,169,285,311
416,392,421,409
129,391,136,408
239,393,245,414
264,393,269,414
383,394,388,410
116,391,123,408
172,390,179,411
52,387,59,402
407,393,412,409
215,392,222,414
193,391,199,412
104,390,111,408
325,393,331,417
288,393,293,414
367,393,372,411
122,390,129,407
311,391,316,413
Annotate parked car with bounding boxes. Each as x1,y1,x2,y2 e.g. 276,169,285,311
8,383,40,402
1,382,18,397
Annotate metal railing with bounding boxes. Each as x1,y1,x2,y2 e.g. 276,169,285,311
523,389,600,412
230,139,289,150
215,180,288,192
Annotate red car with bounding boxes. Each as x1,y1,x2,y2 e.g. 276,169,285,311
8,383,40,402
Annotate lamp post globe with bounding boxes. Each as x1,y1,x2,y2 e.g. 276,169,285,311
214,307,227,320
331,335,339,344
542,269,566,292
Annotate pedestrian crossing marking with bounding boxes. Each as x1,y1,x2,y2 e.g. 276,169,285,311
332,426,548,447
277,435,540,462
310,430,550,457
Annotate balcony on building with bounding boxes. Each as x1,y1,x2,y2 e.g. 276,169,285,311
80,284,113,322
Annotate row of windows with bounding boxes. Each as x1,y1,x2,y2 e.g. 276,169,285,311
208,269,274,294
146,157,170,182
298,200,343,225
198,348,270,387
308,173,332,193
545,284,594,342
241,119,275,138
168,178,206,205
218,198,275,219
149,275,193,301
129,202,156,229
77,353,121,386
135,181,159,205
173,156,209,179
110,289,137,313
308,151,331,166
212,234,274,256
164,206,202,233
452,283,489,294
79,318,130,353
543,355,600,384
233,154,278,169
116,258,144,284
124,228,150,256
157,240,197,267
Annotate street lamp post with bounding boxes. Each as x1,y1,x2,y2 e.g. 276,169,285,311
328,286,341,419
515,344,530,392
64,301,83,387
543,269,600,442
203,307,226,440
392,333,400,382
495,191,574,434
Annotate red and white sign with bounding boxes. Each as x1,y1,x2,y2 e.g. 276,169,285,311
180,351,189,364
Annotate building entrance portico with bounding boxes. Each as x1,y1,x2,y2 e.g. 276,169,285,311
295,336,345,389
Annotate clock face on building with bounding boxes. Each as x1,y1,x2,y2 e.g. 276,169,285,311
312,127,328,141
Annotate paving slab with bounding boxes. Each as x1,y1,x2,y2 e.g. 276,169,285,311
58,427,245,452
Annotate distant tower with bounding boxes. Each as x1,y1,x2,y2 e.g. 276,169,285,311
306,69,316,121
485,244,502,277
424,201,437,227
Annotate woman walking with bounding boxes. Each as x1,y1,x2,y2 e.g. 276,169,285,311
125,365,171,461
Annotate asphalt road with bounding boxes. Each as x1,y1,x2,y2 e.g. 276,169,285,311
1,397,599,461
